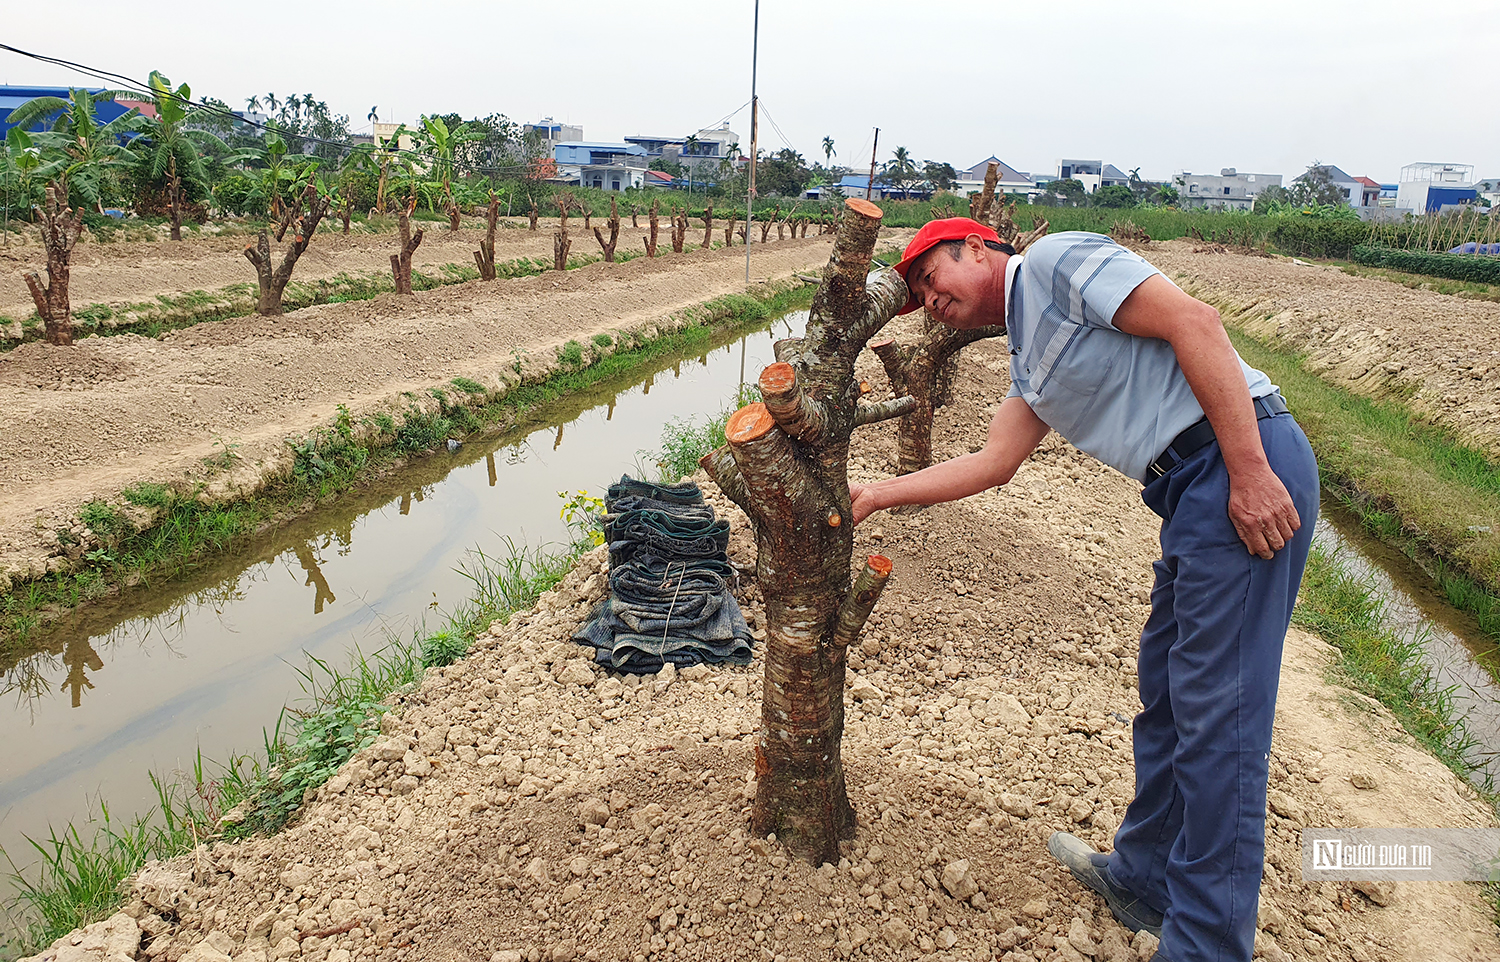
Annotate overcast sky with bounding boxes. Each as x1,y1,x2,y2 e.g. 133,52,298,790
4,0,1496,183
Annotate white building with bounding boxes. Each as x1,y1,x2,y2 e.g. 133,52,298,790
953,157,1036,201
1395,163,1477,214
1178,168,1283,211
523,117,584,155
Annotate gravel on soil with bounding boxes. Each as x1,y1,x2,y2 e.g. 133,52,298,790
20,327,1497,962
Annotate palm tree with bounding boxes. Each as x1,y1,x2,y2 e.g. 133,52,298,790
822,136,835,166
135,70,255,239
264,92,280,114
883,146,918,195
683,134,701,156
368,106,379,125
6,87,139,212
245,94,261,114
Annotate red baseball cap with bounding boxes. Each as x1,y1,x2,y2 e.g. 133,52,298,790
891,217,1002,315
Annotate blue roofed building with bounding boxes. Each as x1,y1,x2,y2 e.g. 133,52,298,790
1,85,137,139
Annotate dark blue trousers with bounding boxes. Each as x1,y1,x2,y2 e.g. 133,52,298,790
1107,412,1319,962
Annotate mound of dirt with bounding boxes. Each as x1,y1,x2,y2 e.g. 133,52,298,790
19,331,1496,962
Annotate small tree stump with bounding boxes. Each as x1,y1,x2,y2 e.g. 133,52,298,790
390,201,424,295
245,183,331,315
644,199,660,257
593,196,622,262
701,203,714,249
474,193,500,280
553,226,571,271
24,185,84,346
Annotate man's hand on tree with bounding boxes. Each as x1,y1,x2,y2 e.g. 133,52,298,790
849,482,882,526
1227,466,1300,560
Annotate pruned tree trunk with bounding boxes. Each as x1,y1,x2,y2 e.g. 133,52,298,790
593,196,621,262
341,188,353,235
670,206,687,253
553,226,571,271
528,200,539,231
390,201,424,295
447,201,461,232
24,185,84,346
244,183,331,316
724,217,736,247
699,198,913,864
168,154,183,242
644,199,659,257
701,204,714,249
474,193,500,280
630,204,639,228
554,192,575,230
969,161,1000,222
376,166,389,214
1013,216,1049,254
760,208,776,243
870,311,1005,474
583,207,591,231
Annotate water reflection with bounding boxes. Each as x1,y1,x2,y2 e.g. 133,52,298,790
1,315,798,886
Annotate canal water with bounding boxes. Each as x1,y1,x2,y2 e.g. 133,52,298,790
0,313,800,898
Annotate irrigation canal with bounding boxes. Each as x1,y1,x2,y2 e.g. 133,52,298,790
3,312,1499,902
0,312,799,899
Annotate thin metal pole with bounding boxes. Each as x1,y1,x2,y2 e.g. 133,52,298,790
745,0,759,285
866,128,879,201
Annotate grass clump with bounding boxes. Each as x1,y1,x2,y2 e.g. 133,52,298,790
557,340,585,369
647,384,762,482
591,333,613,348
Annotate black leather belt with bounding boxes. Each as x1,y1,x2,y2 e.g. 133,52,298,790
1144,393,1289,482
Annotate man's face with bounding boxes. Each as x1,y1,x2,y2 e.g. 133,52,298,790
904,235,1002,330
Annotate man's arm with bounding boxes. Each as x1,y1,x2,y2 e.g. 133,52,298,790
850,396,1050,525
1111,274,1299,559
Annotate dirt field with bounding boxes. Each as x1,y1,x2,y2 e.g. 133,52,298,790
22,328,1497,962
1146,242,1500,456
0,217,666,324
0,232,842,588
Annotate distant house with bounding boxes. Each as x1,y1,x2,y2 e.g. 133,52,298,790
1178,168,1283,211
523,117,583,156
1395,163,1478,214
554,142,648,191
1475,177,1500,207
1292,164,1372,208
0,85,137,139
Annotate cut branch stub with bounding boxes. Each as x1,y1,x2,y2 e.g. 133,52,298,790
831,556,893,649
758,361,827,444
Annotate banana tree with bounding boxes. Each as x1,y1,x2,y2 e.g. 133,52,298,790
343,123,409,214
6,87,139,213
4,128,43,240
413,115,483,228
135,70,257,239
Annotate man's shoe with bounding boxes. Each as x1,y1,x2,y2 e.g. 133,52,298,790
1047,832,1164,937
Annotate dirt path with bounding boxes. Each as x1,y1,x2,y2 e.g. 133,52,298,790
0,218,669,323
0,234,845,586
1146,241,1500,456
21,324,1497,962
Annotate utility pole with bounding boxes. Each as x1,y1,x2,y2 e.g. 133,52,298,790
745,0,760,285
866,128,880,201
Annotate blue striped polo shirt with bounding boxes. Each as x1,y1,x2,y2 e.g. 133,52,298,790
1005,232,1275,481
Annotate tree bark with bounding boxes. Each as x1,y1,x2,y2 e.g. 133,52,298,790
760,207,777,243
389,201,424,295
244,183,331,316
969,161,999,222
630,204,639,228
724,217,736,247
670,206,686,253
24,185,84,346
701,204,714,249
593,196,621,262
168,154,183,242
341,188,353,235
644,199,659,257
869,312,1005,474
699,197,911,865
474,193,500,280
273,187,304,243
553,226,571,271
447,202,461,232
528,201,539,232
